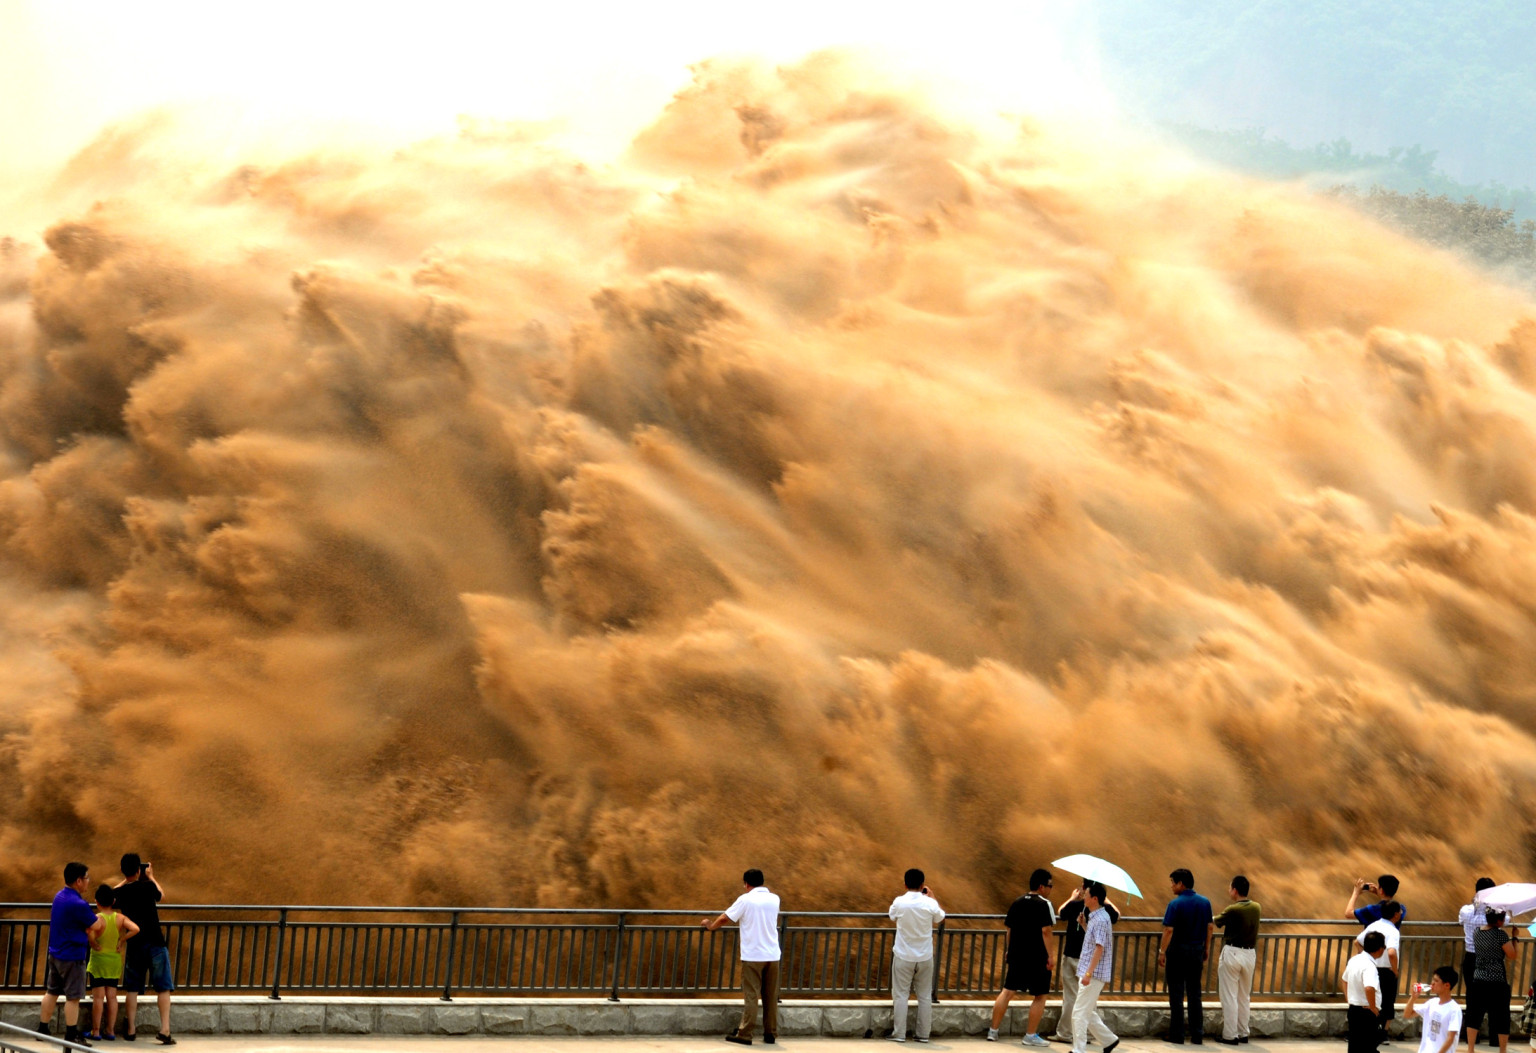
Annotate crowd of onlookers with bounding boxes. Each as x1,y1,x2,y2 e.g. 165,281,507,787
40,855,175,1048
31,856,1527,1053
703,867,1527,1053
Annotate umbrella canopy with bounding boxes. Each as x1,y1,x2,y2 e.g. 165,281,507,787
1051,854,1144,900
1478,883,1536,917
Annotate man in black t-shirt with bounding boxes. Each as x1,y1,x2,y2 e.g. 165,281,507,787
114,854,176,1045
989,869,1057,1044
1051,882,1123,1043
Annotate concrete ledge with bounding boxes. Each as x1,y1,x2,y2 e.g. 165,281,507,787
6,996,1452,1039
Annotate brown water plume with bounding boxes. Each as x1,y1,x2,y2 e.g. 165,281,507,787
0,55,1534,917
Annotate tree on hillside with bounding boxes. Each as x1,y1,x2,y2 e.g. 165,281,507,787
1327,185,1536,287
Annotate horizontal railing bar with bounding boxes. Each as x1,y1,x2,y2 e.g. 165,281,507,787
0,904,1471,928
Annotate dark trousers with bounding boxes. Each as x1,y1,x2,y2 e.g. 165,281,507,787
1376,968,1398,1041
1166,946,1205,1040
1348,1005,1379,1053
1466,978,1512,1036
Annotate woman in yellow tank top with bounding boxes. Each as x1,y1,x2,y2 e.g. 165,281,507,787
86,885,139,1041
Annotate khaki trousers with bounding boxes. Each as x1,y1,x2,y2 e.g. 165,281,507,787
1072,976,1117,1053
1218,946,1256,1040
739,961,779,1039
1055,957,1110,1041
891,955,934,1040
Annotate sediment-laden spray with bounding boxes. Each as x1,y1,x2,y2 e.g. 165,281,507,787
0,57,1532,914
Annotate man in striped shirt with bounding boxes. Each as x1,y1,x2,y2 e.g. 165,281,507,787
1071,884,1120,1053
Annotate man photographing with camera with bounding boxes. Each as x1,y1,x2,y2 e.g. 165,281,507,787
1346,876,1406,926
114,854,175,1045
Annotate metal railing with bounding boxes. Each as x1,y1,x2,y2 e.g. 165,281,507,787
0,1020,95,1053
0,905,1520,1003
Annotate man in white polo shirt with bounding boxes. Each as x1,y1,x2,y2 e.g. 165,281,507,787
1343,931,1384,1053
888,868,946,1043
1357,902,1403,1048
704,869,782,1045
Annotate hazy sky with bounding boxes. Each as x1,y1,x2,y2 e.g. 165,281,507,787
2,0,1109,168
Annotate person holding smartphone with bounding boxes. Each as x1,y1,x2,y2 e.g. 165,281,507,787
114,854,175,1045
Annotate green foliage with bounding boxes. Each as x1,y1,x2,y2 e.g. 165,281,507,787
1166,124,1536,219
1325,185,1536,287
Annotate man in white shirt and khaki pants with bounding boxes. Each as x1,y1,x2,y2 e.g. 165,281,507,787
705,869,783,1045
888,869,946,1043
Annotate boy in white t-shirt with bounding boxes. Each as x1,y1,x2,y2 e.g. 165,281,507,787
1404,965,1461,1053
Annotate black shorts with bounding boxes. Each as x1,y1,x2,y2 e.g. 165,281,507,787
87,973,120,990
1003,956,1052,996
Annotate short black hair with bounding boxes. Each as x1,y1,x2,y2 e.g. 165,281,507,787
63,862,88,885
94,884,116,907
1475,877,1496,893
1377,875,1399,896
1086,882,1107,903
743,869,765,888
1231,875,1250,896
1381,900,1402,921
1434,965,1459,986
1485,908,1506,925
905,869,925,890
121,853,142,878
1362,931,1386,953
1029,868,1053,892
1170,868,1194,889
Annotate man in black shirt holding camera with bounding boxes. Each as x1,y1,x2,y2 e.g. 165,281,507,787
114,854,175,1045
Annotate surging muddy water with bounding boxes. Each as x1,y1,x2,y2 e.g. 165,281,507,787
0,56,1533,915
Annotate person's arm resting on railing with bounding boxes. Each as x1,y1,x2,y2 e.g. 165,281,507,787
701,912,732,931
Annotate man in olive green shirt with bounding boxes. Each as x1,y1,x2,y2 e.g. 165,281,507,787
1214,876,1261,1045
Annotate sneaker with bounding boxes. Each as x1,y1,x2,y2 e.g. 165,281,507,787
1237,1041,1249,1045
726,1037,752,1047
1024,1037,1052,1047
917,1040,931,1044
1216,1040,1240,1047
98,1036,118,1043
764,1038,776,1045
154,1036,176,1047
1104,1042,1120,1053
988,1030,1000,1042
888,1038,907,1044
37,1023,52,1036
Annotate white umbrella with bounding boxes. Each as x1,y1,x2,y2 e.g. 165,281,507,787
1051,854,1144,900
1477,883,1536,917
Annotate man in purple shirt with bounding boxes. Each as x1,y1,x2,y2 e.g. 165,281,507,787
40,862,104,1047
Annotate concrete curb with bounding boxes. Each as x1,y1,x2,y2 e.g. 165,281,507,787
2,997,1445,1039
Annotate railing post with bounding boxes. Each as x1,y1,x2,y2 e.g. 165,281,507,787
778,913,790,994
441,911,461,1001
608,912,628,1002
268,909,288,1001
931,919,945,1004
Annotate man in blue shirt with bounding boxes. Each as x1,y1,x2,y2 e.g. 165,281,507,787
1345,876,1406,927
1158,868,1213,1044
40,862,105,1047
